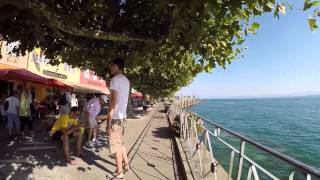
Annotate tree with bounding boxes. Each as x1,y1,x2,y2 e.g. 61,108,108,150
0,0,318,96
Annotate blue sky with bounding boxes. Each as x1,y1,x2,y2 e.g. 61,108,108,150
178,2,320,99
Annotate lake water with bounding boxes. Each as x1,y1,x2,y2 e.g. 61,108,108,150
190,96,320,178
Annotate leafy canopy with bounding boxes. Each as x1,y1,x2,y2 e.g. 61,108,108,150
0,0,318,96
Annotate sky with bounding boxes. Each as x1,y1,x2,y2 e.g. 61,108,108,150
177,2,320,99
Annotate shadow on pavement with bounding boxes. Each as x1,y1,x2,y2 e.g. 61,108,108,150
152,127,172,139
0,123,115,179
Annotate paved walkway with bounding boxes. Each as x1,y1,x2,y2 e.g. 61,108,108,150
0,105,180,180
126,109,178,180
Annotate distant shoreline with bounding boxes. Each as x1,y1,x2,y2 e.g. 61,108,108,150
201,94,320,100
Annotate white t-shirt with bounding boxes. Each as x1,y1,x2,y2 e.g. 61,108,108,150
71,97,78,107
7,96,19,114
110,74,130,119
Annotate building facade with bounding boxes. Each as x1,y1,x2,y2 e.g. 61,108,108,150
0,42,109,100
27,48,81,100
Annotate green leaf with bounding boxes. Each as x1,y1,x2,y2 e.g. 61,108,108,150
304,0,320,11
274,4,280,19
251,22,260,30
266,2,274,9
308,17,319,31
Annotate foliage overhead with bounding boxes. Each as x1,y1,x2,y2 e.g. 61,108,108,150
0,0,319,96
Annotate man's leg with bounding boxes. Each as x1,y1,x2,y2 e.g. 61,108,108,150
20,117,26,139
7,113,13,137
93,127,97,140
14,114,20,134
121,146,129,166
28,116,35,137
75,132,83,155
115,149,124,175
61,134,70,161
87,128,93,142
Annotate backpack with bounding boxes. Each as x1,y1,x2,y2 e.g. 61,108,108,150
4,100,9,111
58,94,67,106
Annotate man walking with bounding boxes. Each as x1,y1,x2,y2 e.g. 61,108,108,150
106,58,130,179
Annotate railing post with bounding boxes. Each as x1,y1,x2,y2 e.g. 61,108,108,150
206,130,217,177
306,174,311,180
184,114,188,140
289,171,295,180
193,120,203,177
237,141,246,180
228,150,235,180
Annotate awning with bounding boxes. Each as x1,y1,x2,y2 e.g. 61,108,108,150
49,79,73,89
0,69,49,84
132,92,143,98
62,81,110,95
0,69,72,89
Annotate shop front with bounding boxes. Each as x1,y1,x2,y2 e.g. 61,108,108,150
27,48,80,101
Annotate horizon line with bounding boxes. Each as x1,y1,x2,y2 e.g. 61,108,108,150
198,93,320,100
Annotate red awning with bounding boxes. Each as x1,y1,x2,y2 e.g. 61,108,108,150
0,69,49,84
49,79,73,89
131,92,143,98
0,69,72,89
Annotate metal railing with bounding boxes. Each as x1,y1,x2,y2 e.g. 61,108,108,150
168,104,320,180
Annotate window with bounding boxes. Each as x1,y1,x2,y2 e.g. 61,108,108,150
84,70,90,79
64,63,68,71
5,42,20,56
93,74,98,80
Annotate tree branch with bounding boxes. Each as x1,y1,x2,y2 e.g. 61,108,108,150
0,0,155,44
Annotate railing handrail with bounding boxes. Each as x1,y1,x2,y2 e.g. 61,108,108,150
171,103,320,178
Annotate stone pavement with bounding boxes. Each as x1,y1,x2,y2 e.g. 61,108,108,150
126,109,179,180
0,105,181,180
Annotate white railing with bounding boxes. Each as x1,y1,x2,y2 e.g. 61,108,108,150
168,104,320,180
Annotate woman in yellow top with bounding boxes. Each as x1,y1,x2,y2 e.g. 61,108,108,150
51,107,85,165
19,88,33,139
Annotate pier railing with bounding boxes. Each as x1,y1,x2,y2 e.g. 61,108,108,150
168,104,320,180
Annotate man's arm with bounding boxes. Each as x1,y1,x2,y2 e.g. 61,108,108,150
61,123,83,135
107,90,118,131
16,99,19,115
85,110,90,123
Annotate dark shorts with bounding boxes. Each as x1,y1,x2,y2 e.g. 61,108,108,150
52,131,74,141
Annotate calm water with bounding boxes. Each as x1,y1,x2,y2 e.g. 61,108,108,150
190,96,320,175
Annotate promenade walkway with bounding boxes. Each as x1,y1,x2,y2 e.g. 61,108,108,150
0,105,181,180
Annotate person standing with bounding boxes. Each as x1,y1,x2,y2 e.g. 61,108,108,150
59,90,72,115
0,94,7,124
106,58,130,179
71,94,78,108
19,88,34,139
6,91,20,138
84,95,108,147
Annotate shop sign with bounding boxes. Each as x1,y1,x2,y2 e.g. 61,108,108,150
43,70,67,79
